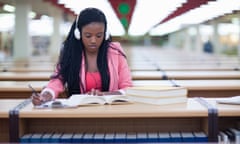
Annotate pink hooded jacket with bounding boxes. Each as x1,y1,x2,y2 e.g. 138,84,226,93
42,42,133,98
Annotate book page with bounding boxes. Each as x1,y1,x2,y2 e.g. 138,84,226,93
216,96,240,105
67,94,106,106
103,95,132,104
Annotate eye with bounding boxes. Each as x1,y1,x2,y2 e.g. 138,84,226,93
85,34,91,38
96,33,103,38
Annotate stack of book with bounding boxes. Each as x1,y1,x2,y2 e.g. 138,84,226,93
125,86,188,105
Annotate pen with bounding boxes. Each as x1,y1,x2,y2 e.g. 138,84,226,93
28,84,39,96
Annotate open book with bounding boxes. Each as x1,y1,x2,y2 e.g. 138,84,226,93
216,96,240,105
34,94,132,109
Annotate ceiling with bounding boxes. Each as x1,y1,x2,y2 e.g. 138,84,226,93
0,0,239,36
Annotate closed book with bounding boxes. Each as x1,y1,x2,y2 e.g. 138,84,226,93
20,133,32,143
93,133,105,143
126,132,137,142
218,131,229,143
193,132,208,142
82,133,94,143
170,132,182,142
136,132,148,142
126,86,188,98
104,133,115,143
72,133,84,143
49,133,62,143
115,133,126,142
181,132,194,142
30,133,43,143
41,133,52,143
60,133,73,143
128,95,187,105
229,128,240,143
148,132,159,142
159,132,171,142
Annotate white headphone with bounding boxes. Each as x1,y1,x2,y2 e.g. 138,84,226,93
74,15,110,40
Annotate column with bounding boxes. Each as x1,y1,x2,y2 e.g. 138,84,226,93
49,7,62,61
195,25,202,53
212,21,220,55
183,28,191,52
13,0,31,61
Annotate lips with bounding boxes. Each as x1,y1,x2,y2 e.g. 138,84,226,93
89,45,97,49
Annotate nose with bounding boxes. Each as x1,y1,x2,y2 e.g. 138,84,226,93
90,36,96,43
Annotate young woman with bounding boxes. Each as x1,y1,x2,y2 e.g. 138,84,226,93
32,7,132,105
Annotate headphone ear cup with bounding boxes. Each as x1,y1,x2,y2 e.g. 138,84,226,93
105,30,110,40
74,28,80,40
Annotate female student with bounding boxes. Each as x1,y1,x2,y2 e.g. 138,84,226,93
32,7,132,105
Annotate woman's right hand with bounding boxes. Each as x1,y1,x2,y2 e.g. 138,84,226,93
31,91,53,106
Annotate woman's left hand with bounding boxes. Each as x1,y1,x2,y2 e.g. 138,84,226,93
87,88,104,96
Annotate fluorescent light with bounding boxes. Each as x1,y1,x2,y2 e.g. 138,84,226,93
3,4,15,12
128,0,187,36
58,0,125,36
150,0,240,36
29,12,36,19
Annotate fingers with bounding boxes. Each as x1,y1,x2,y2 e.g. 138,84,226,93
41,91,53,102
31,94,42,106
31,91,53,106
87,89,104,96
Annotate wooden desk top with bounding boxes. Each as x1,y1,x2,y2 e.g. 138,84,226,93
131,71,240,80
19,98,208,118
1,80,239,92
1,70,239,81
0,81,48,92
165,71,240,80
174,80,240,90
0,72,52,81
0,99,25,118
159,64,240,71
132,80,173,86
202,98,240,117
1,66,55,72
131,71,163,80
132,79,240,90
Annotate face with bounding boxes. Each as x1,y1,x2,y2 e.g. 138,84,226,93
81,22,105,54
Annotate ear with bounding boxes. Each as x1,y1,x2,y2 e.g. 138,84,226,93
74,15,80,40
105,29,110,40
74,28,80,40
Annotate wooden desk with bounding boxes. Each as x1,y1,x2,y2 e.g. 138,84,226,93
16,99,210,142
1,66,55,72
131,71,240,80
0,80,239,99
0,72,52,81
133,80,240,98
202,98,240,141
174,80,240,97
165,71,240,80
159,64,240,71
0,99,25,142
130,65,159,71
0,81,48,99
1,70,239,81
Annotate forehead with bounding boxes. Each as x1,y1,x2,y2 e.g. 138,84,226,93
82,22,105,32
